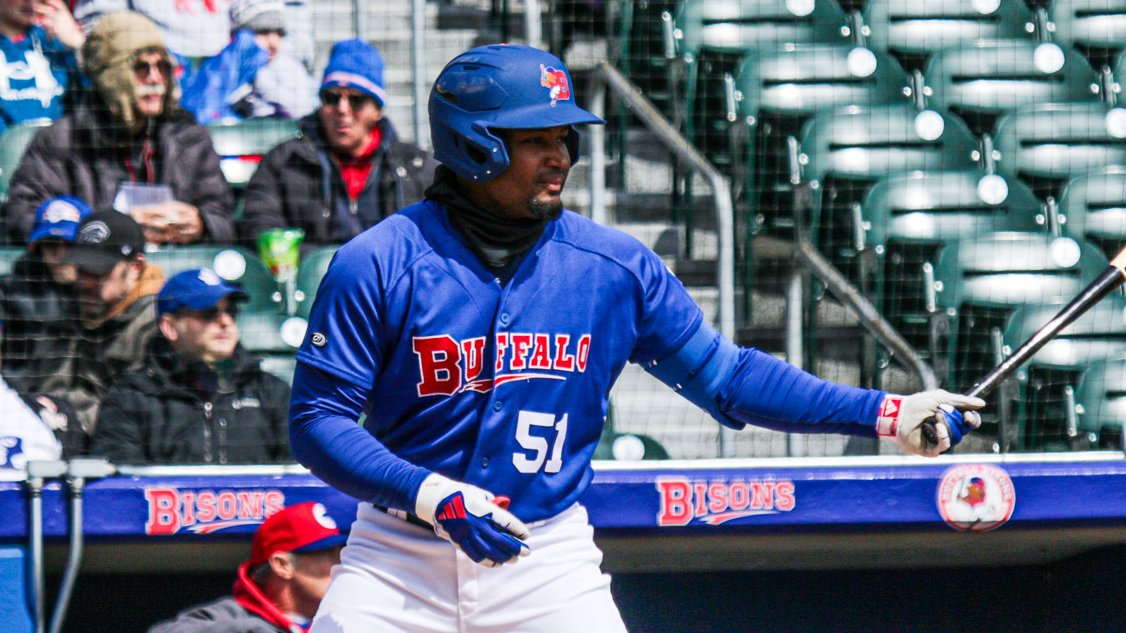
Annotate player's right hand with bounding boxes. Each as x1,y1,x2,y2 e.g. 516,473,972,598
414,473,531,567
875,391,985,457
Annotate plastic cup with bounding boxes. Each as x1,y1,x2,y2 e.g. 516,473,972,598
258,228,304,281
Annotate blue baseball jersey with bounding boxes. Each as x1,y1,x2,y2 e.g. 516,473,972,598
294,200,701,520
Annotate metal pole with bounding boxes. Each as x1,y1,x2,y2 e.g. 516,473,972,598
351,0,362,39
785,269,804,457
589,81,607,225
48,459,114,633
25,461,66,633
411,0,428,149
524,0,543,49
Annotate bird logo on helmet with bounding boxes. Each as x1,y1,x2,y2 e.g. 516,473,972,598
428,44,605,183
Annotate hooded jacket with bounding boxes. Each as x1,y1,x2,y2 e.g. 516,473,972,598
147,562,301,633
90,336,292,465
239,113,436,247
2,13,234,242
0,253,80,398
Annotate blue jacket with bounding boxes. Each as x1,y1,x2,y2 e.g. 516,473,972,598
0,26,75,134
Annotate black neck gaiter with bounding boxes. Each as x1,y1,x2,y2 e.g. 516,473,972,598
424,166,548,278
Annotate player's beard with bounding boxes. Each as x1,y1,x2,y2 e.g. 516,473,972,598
528,196,563,220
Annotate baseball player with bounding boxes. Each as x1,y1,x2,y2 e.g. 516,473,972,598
290,44,986,632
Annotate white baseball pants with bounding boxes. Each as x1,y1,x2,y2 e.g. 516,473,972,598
310,502,629,633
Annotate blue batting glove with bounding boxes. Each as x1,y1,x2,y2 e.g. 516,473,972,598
414,474,531,567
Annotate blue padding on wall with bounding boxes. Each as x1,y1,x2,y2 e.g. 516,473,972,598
0,546,32,633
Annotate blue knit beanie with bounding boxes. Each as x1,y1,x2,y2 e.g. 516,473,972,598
321,39,386,107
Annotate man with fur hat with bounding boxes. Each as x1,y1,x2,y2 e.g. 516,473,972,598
3,11,235,246
240,38,436,248
148,502,346,633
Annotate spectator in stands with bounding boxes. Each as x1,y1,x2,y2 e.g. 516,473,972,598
148,501,346,633
180,0,316,124
240,38,436,248
0,196,89,427
73,0,230,61
30,211,164,448
2,11,235,245
90,267,292,464
0,0,85,134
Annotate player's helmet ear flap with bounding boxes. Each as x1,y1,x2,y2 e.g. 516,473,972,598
429,44,605,183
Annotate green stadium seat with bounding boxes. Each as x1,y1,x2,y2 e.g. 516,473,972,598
929,231,1109,448
862,0,1035,72
796,104,979,279
1001,294,1126,450
207,118,300,189
238,310,305,355
1057,168,1126,262
1049,0,1126,70
594,431,670,461
992,102,1126,201
259,354,298,386
0,246,25,275
294,245,340,319
731,44,911,233
1074,356,1126,450
144,245,282,313
0,120,49,205
924,39,1102,137
861,171,1044,354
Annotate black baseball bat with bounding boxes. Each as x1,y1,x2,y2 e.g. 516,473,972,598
922,247,1126,448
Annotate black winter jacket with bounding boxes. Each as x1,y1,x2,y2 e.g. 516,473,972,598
3,101,235,243
239,114,436,247
90,338,292,465
0,254,80,398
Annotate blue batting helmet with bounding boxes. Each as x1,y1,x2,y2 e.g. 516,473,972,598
429,44,605,183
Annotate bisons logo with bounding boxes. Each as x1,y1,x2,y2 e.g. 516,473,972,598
539,64,571,106
936,464,1016,532
656,477,796,526
144,487,286,535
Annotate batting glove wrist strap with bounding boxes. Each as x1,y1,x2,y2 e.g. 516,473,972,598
877,391,985,457
414,473,531,567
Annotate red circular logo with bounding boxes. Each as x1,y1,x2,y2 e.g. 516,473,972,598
936,464,1016,532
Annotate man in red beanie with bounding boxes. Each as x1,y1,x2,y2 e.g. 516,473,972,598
148,502,347,633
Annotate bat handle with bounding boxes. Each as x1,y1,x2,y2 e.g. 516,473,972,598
921,408,968,451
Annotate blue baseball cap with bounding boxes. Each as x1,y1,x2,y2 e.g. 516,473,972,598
157,268,248,317
29,196,93,245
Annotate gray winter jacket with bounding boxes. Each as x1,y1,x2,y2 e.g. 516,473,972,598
147,597,287,633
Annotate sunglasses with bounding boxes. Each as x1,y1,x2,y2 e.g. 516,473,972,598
179,303,240,322
133,59,171,78
320,91,374,110
254,28,287,37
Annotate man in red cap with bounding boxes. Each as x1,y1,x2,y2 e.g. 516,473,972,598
148,502,347,633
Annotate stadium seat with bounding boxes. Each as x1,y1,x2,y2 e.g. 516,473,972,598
862,0,1036,72
1048,0,1126,70
207,118,300,189
1074,356,1126,450
924,39,1102,137
672,0,851,162
861,171,1045,354
928,231,1109,448
0,246,24,275
259,354,297,386
294,245,339,319
731,44,911,232
1057,168,1126,261
238,310,306,355
796,104,980,280
1001,294,1126,450
144,245,282,313
594,431,670,460
992,102,1126,201
928,232,1108,414
0,120,49,205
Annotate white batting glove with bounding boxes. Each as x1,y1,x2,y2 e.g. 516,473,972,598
414,473,531,567
876,390,985,457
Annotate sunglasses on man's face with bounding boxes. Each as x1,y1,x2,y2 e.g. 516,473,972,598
180,304,240,322
133,59,171,78
320,91,374,110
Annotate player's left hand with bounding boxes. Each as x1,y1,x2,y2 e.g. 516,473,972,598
876,390,984,457
414,473,531,567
